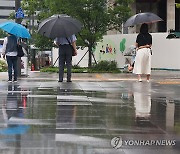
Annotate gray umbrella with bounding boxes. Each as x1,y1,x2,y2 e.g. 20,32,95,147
37,14,83,39
124,12,163,27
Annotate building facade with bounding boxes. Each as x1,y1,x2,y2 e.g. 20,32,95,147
0,0,15,23
108,0,180,34
135,0,180,32
0,0,179,33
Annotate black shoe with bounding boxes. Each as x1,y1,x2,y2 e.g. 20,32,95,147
58,80,63,82
67,80,72,82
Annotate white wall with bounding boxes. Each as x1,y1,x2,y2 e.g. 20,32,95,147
95,33,180,70
52,33,180,70
152,33,180,69
52,47,89,67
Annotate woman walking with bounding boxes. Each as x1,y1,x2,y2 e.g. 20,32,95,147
133,23,152,82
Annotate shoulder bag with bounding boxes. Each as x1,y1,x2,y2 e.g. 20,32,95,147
17,44,24,57
66,38,76,56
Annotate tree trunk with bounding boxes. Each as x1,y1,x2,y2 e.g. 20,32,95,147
88,47,92,67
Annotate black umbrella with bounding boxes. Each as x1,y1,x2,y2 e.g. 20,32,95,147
37,14,83,39
124,12,163,27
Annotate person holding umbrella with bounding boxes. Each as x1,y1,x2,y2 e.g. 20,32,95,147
124,12,162,81
2,33,19,82
55,34,77,82
133,23,152,82
0,21,31,82
37,14,82,82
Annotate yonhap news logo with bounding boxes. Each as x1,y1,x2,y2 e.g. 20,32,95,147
111,136,176,149
111,136,123,149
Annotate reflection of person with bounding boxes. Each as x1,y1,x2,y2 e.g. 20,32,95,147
56,105,76,133
55,35,77,82
134,92,151,118
5,84,18,120
133,23,152,82
56,88,76,133
132,82,152,124
2,34,18,82
1,84,28,153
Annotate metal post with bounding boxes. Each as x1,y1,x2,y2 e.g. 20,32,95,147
15,0,21,77
15,0,21,24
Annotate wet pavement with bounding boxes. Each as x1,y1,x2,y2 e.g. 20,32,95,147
0,71,180,154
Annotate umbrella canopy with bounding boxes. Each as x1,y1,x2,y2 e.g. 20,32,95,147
124,12,163,27
38,14,83,39
0,21,31,39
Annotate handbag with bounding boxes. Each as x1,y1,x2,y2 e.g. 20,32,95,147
17,44,24,57
66,38,76,56
150,48,152,55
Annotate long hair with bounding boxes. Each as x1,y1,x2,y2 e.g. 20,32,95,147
140,23,148,34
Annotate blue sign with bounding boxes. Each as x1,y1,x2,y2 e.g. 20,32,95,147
15,7,24,19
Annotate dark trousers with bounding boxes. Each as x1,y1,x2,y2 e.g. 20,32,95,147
58,45,72,82
6,56,18,81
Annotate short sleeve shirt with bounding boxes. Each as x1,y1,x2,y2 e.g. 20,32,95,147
136,33,152,47
55,35,77,45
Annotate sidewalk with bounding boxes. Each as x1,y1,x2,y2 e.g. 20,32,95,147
0,70,179,154
1,70,180,82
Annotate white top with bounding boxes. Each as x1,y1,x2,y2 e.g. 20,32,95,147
1,37,17,56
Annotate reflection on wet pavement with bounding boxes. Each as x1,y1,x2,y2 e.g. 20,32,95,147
0,80,179,154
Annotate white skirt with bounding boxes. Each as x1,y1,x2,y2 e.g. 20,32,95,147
133,48,151,75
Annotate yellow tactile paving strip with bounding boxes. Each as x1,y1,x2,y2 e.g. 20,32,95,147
157,81,180,85
95,74,107,80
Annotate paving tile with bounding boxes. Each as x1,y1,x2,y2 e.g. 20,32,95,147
0,72,180,153
57,102,92,106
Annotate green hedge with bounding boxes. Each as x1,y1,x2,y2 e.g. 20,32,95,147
40,66,87,73
0,59,7,72
40,60,121,73
91,60,120,73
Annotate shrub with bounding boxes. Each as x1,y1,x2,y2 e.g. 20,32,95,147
72,65,81,69
40,61,121,73
0,59,7,72
40,66,87,73
40,67,58,73
91,60,120,72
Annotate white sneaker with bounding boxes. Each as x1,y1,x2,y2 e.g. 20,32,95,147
147,80,150,83
8,80,12,83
